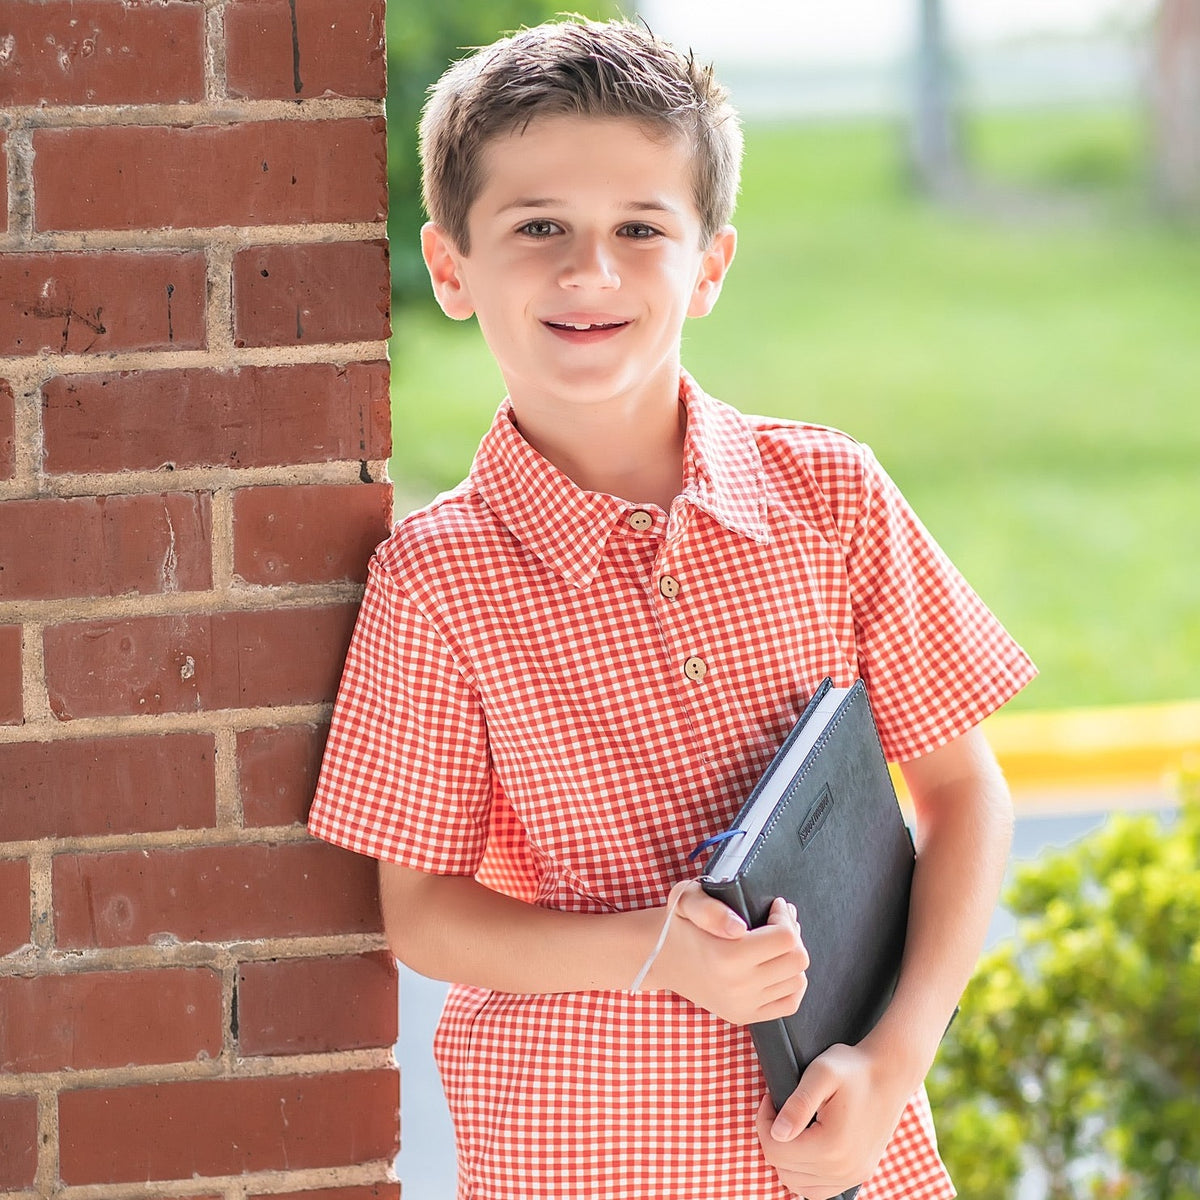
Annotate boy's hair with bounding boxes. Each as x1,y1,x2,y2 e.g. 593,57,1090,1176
419,18,743,253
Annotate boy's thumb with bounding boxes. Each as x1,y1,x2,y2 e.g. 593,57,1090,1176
771,1052,836,1142
673,881,747,939
771,1077,823,1142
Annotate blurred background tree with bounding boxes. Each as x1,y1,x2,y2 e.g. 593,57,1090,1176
1151,0,1200,214
387,1,622,301
928,771,1200,1199
909,0,962,194
910,0,1200,217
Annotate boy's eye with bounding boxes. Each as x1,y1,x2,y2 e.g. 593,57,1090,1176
517,219,560,238
620,222,660,239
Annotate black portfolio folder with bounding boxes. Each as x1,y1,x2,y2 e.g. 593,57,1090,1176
699,678,915,1200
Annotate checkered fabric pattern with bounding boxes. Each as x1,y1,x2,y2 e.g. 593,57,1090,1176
309,373,1036,1199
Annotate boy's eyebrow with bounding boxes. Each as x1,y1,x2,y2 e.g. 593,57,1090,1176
496,198,684,216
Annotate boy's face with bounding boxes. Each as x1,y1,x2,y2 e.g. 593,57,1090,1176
422,115,736,419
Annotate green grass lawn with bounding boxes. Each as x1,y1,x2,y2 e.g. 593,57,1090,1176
388,108,1200,712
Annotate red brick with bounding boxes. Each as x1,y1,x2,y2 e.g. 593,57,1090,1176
233,240,391,348
0,493,212,601
0,132,6,235
53,840,382,948
0,377,14,478
0,624,21,726
226,0,386,100
0,251,206,355
0,0,205,106
0,968,222,1072
43,604,358,720
237,951,396,1055
0,733,216,842
0,1094,38,1189
0,859,31,954
34,119,387,232
59,1068,397,1183
263,1188,400,1200
42,361,391,474
233,483,391,586
237,723,328,826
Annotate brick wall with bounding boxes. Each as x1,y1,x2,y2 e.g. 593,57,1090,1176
0,2,398,1197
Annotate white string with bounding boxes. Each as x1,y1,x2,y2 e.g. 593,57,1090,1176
629,879,692,992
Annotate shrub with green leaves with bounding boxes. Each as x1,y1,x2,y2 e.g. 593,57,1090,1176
928,771,1200,1199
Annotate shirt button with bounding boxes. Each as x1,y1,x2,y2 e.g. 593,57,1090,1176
627,510,654,532
659,575,680,599
683,656,708,683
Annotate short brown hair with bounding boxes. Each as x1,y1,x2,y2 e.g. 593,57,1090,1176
419,18,742,254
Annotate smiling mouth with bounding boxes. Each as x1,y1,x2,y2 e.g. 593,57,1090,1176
544,320,628,332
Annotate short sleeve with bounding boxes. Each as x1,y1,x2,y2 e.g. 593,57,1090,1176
845,443,1037,761
306,555,493,871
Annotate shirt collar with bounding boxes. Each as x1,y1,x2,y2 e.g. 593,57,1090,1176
677,372,770,546
470,372,770,588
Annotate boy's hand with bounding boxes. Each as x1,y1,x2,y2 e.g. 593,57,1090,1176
753,1042,910,1199
643,883,808,1026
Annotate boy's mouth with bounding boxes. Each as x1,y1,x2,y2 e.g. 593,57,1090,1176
544,320,629,332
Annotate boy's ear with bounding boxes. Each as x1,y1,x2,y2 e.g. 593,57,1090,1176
687,225,737,319
421,222,475,320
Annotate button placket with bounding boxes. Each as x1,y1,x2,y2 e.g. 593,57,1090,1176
652,530,707,688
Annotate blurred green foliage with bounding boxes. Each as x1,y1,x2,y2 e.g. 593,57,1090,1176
928,770,1200,1199
966,105,1148,192
386,2,622,300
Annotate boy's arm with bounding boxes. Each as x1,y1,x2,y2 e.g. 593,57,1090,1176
756,724,1013,1197
378,862,809,1027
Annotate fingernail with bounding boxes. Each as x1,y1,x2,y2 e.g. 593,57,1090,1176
772,1116,794,1141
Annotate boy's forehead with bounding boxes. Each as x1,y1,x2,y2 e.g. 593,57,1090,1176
474,113,699,205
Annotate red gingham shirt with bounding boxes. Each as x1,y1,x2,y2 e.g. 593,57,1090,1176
309,373,1036,1199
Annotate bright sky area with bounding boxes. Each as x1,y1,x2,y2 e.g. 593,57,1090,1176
638,0,1156,64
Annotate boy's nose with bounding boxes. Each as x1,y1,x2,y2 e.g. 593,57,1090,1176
559,234,620,290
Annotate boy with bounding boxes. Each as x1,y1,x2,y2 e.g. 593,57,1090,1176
309,18,1035,1200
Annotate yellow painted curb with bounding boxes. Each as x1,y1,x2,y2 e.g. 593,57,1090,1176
983,699,1200,793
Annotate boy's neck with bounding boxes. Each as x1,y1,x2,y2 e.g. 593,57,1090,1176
510,375,687,512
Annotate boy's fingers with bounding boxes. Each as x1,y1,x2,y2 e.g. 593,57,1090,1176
679,892,802,945
765,896,801,935
761,968,808,1005
760,897,809,968
755,987,806,1022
